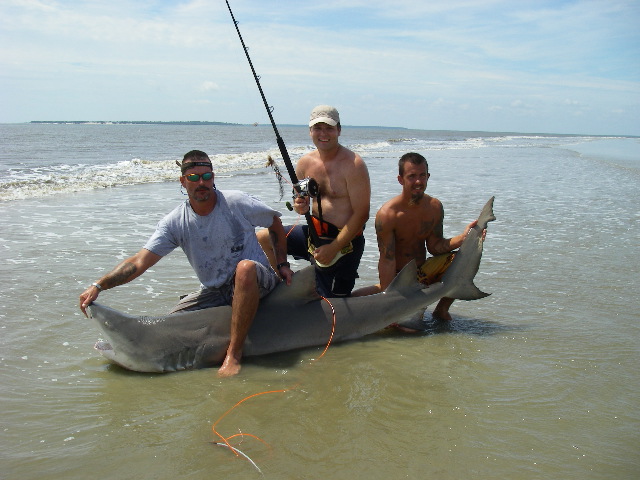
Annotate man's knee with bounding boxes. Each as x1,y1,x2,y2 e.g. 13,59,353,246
235,260,258,287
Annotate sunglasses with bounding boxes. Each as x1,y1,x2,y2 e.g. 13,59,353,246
185,172,213,182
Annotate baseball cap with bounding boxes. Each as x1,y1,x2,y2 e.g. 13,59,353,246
309,105,340,127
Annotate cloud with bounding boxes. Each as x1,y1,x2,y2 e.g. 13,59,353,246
200,81,219,92
0,0,638,134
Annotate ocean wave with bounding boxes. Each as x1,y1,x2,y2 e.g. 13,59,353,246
1,160,169,201
0,155,264,202
1,130,623,201
0,138,485,200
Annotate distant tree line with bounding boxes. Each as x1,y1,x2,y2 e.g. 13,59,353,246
30,121,241,125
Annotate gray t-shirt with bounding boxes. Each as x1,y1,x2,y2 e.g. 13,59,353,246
143,190,279,288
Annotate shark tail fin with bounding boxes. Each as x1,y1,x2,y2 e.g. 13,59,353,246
477,196,496,230
439,196,496,301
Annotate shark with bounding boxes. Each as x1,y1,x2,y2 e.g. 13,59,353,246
87,197,496,373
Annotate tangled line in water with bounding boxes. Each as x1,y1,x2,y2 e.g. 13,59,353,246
211,287,337,474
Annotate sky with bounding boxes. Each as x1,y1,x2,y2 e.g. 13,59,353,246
1,0,639,136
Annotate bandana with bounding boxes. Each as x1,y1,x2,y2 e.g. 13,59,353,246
176,160,212,175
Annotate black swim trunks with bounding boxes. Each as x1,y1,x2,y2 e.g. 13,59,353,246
285,216,365,298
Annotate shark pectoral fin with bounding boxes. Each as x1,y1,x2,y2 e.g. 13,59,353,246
394,309,428,331
454,284,491,301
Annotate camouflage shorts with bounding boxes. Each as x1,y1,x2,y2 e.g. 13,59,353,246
169,261,280,314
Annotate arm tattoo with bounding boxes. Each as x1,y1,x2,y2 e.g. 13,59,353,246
419,219,435,236
103,261,137,289
383,235,396,260
269,229,287,260
434,204,444,238
428,205,446,254
376,219,396,261
433,218,444,239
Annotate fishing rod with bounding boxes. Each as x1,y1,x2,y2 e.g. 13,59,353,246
224,0,320,246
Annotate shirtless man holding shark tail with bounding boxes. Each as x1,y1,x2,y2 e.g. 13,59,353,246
259,105,371,298
352,152,485,325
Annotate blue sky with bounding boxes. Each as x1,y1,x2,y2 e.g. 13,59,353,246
1,0,638,135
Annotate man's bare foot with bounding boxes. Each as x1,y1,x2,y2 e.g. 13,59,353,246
432,297,454,321
431,309,452,321
217,355,242,377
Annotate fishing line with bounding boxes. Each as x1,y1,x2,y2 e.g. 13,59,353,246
211,296,337,468
265,155,287,200
224,0,320,246
211,438,265,475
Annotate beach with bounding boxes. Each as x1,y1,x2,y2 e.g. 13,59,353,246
1,124,639,479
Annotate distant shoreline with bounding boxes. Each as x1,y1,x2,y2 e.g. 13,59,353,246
29,120,241,126
17,122,637,137
27,120,407,130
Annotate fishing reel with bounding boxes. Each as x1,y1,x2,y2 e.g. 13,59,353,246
293,177,319,199
286,177,319,211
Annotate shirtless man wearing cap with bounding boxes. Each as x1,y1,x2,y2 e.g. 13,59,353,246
259,105,371,297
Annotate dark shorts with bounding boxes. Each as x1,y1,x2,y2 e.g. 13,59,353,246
286,223,365,298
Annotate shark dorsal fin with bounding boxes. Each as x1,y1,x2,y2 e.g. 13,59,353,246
261,265,321,307
384,259,420,294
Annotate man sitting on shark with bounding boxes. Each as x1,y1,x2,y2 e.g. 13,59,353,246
79,150,294,377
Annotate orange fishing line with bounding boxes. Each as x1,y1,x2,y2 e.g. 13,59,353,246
212,389,286,455
317,296,336,360
286,223,298,238
226,431,271,447
211,294,337,462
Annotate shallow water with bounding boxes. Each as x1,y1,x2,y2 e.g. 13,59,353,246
1,126,639,479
